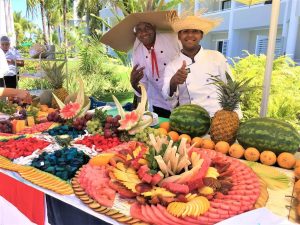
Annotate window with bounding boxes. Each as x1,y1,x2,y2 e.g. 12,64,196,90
255,35,283,56
216,40,228,56
221,0,231,10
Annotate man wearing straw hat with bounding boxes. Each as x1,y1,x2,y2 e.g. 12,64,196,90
100,11,181,118
162,14,234,117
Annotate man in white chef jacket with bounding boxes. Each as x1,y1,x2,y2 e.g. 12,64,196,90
131,22,181,118
162,15,236,117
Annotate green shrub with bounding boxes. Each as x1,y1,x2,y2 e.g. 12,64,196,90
232,52,300,129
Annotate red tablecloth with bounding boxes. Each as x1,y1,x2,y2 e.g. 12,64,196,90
0,172,45,225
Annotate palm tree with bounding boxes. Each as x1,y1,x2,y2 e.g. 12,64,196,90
77,0,103,36
26,0,49,45
13,11,33,45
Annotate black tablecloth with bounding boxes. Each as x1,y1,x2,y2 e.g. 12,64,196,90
46,195,111,225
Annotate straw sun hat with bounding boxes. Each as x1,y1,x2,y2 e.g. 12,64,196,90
168,10,222,34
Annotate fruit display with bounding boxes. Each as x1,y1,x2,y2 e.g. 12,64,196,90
237,117,300,154
47,110,66,123
42,61,69,108
0,120,13,133
46,125,85,139
112,84,153,135
244,161,290,190
31,147,90,180
209,73,252,144
75,134,122,152
169,104,211,137
16,121,56,134
72,135,263,225
0,137,50,159
0,100,16,115
19,166,73,195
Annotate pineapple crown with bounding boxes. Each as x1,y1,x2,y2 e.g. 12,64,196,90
209,72,253,111
42,62,66,89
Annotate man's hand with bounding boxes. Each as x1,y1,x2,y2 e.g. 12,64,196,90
15,90,32,104
130,64,145,93
169,61,188,96
7,59,15,65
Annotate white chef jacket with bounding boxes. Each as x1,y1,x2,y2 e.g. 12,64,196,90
162,47,242,118
0,49,9,78
132,33,181,111
4,48,22,77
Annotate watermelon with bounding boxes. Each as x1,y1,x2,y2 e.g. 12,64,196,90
169,104,211,137
237,118,300,155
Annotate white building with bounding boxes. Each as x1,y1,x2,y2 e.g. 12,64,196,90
197,0,300,63
100,0,300,63
0,0,15,45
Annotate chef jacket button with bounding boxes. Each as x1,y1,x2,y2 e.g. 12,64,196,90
161,51,163,53
191,97,194,101
156,79,159,81
164,63,166,66
146,56,148,58
206,79,210,82
207,96,210,99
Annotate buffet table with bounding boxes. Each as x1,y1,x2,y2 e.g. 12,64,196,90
0,168,120,225
0,161,297,225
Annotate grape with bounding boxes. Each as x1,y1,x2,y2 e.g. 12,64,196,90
86,119,103,135
106,116,113,123
129,127,157,145
0,120,12,133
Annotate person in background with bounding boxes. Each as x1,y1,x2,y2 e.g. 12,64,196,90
162,15,242,117
0,48,9,78
131,22,181,118
0,87,32,103
0,36,24,88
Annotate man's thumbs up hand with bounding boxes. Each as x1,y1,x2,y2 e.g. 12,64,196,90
171,60,188,86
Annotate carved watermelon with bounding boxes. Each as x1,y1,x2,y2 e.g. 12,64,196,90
118,111,139,130
60,102,81,119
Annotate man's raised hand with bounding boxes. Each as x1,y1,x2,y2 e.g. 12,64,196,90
130,64,145,86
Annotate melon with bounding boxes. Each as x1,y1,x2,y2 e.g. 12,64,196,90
169,104,211,137
60,102,81,119
237,118,300,155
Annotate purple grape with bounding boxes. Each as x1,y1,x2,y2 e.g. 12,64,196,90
104,130,112,138
106,116,113,123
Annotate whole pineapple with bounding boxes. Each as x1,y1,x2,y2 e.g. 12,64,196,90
210,72,252,144
42,62,68,109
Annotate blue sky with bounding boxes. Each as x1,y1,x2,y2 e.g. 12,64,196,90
11,0,42,27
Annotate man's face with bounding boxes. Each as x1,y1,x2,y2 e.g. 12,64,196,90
0,42,10,52
134,22,156,46
178,29,203,51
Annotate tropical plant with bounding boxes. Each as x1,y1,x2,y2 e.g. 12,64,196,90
231,52,300,129
26,0,49,45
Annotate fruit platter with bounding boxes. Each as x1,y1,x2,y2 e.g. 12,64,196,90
0,82,299,224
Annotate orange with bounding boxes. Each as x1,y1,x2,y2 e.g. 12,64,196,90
277,152,296,169
294,159,300,168
295,180,300,195
228,143,245,159
168,131,180,142
215,141,230,154
244,147,260,162
178,134,191,144
159,122,170,132
191,137,203,148
260,150,277,166
157,128,168,136
89,153,115,166
201,139,215,150
294,167,300,179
